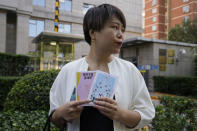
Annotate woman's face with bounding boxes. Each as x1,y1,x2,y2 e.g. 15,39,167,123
93,16,125,55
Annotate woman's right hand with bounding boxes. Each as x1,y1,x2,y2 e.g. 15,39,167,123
52,100,90,127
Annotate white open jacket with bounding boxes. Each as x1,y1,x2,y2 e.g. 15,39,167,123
49,57,155,131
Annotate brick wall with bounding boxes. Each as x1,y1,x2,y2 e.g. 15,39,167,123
144,0,197,39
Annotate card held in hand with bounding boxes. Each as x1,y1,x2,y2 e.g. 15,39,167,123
76,71,96,101
88,71,118,102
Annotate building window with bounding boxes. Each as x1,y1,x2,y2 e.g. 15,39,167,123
183,0,189,2
60,0,72,12
184,16,190,22
152,0,157,6
152,16,157,22
33,0,45,7
152,8,157,13
183,5,189,13
58,23,71,33
83,3,95,14
152,34,156,39
29,19,44,37
152,25,157,31
142,11,145,17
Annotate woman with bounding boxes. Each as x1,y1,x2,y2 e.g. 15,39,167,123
49,4,155,131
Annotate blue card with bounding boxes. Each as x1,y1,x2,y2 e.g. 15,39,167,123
88,71,118,101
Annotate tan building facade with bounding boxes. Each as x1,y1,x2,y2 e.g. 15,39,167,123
144,0,197,40
122,37,197,91
0,0,143,60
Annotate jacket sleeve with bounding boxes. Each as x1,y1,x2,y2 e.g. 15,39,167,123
49,67,68,115
130,68,155,130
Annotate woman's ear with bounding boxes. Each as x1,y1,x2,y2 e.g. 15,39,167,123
89,29,96,41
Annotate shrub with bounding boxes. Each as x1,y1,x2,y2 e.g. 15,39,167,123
4,70,59,112
153,76,197,97
152,96,197,130
0,76,21,110
195,55,197,76
0,110,58,131
0,52,30,76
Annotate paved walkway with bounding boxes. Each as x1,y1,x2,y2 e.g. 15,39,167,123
150,92,177,106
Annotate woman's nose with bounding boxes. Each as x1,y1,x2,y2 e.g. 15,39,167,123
117,29,123,39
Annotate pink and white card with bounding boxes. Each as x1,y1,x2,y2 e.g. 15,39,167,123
76,71,96,101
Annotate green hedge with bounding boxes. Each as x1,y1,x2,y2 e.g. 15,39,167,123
195,55,197,76
0,52,30,76
0,110,58,131
152,96,197,130
4,70,59,112
153,76,197,97
0,76,21,110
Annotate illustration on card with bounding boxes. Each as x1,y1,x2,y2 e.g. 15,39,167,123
76,71,96,101
88,71,118,101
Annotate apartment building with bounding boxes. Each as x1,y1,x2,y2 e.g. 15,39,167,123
171,0,197,27
144,0,197,39
0,0,143,60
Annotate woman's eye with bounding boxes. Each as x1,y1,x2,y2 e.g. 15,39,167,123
112,26,118,30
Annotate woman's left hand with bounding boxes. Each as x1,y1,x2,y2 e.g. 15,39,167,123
94,97,141,128
93,97,120,120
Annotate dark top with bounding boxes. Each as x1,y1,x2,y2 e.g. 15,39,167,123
80,106,114,131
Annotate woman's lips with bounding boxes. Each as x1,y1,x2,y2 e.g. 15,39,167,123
116,42,123,46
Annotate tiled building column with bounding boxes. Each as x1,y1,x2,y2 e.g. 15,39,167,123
0,11,7,53
16,13,30,54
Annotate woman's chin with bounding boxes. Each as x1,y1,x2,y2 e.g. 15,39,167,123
105,49,120,55
112,49,120,54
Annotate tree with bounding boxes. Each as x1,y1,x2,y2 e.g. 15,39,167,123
168,18,197,44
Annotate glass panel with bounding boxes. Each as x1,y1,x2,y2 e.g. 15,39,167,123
183,0,189,2
29,19,36,24
152,25,156,31
60,0,71,11
37,21,44,35
65,0,72,11
152,34,156,39
33,0,45,6
58,24,63,33
58,24,71,33
29,19,44,37
39,0,45,6
152,17,157,22
43,44,56,70
83,3,94,14
33,0,37,6
60,1,65,10
29,24,36,37
183,5,189,13
39,43,73,70
184,16,189,22
64,24,71,33
58,44,72,69
29,20,36,37
152,0,157,6
152,8,157,13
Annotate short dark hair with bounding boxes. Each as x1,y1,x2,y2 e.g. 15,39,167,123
83,4,126,45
